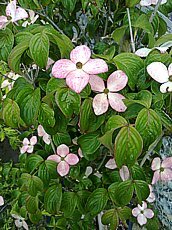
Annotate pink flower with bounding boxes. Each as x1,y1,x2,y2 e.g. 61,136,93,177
0,196,4,206
12,214,28,230
89,70,128,115
52,45,108,93
140,0,167,6
147,62,172,93
20,136,37,154
105,158,130,181
37,125,51,145
0,16,8,29
132,202,154,226
6,0,28,23
146,185,155,203
151,157,172,184
47,144,79,177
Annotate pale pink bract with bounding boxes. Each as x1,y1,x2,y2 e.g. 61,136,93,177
20,136,37,154
6,0,28,22
0,196,4,206
37,125,51,145
140,0,167,6
146,185,155,203
151,157,172,184
47,144,79,176
52,45,108,93
89,70,128,115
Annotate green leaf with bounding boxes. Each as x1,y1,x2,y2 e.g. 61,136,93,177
118,206,131,222
112,26,127,44
155,109,172,132
86,188,108,215
29,32,49,68
15,32,33,45
133,14,153,34
135,108,162,149
131,165,146,181
19,88,41,126
44,184,62,214
134,180,150,203
113,53,144,90
53,132,71,146
115,126,143,167
101,209,119,230
38,160,57,183
98,129,114,151
55,88,81,117
61,0,77,13
29,210,42,224
3,98,21,128
8,40,30,73
61,192,77,217
0,28,14,62
28,175,43,197
77,132,101,156
105,115,128,132
26,155,44,173
26,195,38,214
46,78,66,94
38,103,55,127
155,34,172,46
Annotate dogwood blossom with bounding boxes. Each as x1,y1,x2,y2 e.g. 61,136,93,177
47,144,79,176
0,196,4,206
135,47,170,57
37,125,51,145
132,201,154,226
140,0,167,6
11,214,28,230
0,16,8,29
20,136,37,154
22,10,39,27
146,185,155,203
151,157,172,184
105,158,130,181
52,45,108,93
147,62,172,93
89,70,128,115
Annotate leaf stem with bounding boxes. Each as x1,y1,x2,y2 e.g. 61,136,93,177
126,8,135,53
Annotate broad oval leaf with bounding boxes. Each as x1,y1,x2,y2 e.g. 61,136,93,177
134,180,150,203
0,28,14,62
61,192,77,217
38,103,55,127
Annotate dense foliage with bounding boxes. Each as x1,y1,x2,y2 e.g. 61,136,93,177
0,0,172,229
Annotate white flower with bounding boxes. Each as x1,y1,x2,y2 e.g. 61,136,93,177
0,196,4,206
140,0,167,6
12,214,29,230
37,125,51,145
22,10,39,27
146,185,155,203
20,136,37,154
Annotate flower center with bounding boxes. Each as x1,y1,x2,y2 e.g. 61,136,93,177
169,75,172,82
141,210,144,214
160,167,164,172
76,62,83,69
103,88,109,94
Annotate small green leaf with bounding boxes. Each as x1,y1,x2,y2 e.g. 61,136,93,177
102,209,119,230
26,155,44,173
134,180,150,202
133,14,153,34
26,195,38,214
38,160,57,183
46,78,66,94
61,192,77,217
28,175,43,197
112,26,127,44
0,28,14,61
38,103,55,127
105,115,128,132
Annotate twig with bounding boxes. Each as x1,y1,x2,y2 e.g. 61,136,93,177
140,131,164,167
103,0,110,37
127,8,135,53
50,138,56,154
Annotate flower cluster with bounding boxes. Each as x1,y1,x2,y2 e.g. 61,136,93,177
20,136,37,154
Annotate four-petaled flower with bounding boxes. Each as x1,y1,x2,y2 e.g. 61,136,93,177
146,185,155,203
151,157,172,184
0,0,28,29
20,136,37,154
47,144,79,176
12,214,28,230
0,196,4,206
147,62,172,93
140,0,167,6
52,45,108,93
89,70,128,115
37,125,51,145
132,201,154,226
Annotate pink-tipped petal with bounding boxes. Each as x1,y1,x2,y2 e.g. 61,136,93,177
46,57,54,70
107,70,128,92
135,48,151,57
93,93,109,115
37,125,45,137
6,0,16,21
144,209,154,219
13,7,28,22
57,144,69,157
137,214,147,226
168,63,172,76
132,207,140,217
151,170,160,184
57,161,70,176
0,16,8,29
52,59,76,79
89,75,105,92
108,93,127,112
47,154,61,163
162,157,172,168
78,148,83,158
140,0,152,6
30,136,37,146
151,157,161,171
119,165,130,181
20,145,28,154
23,138,29,146
70,45,91,65
147,62,169,83
65,153,79,165
138,201,147,211
160,81,172,93
105,158,117,169
43,133,51,145
82,59,108,75
0,196,4,206
161,168,172,181
66,69,89,93
27,145,34,153
146,192,155,203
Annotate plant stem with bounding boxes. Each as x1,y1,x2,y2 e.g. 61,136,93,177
103,0,110,37
126,8,135,53
50,138,56,154
140,131,164,167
